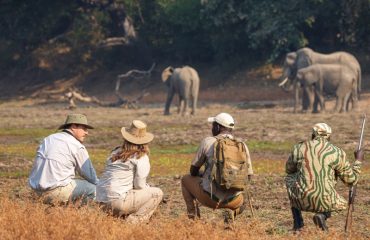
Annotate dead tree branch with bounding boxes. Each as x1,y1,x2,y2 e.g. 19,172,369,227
65,87,102,109
112,63,155,108
98,37,130,48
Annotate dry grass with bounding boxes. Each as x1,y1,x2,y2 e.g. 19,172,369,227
1,95,370,239
0,196,365,240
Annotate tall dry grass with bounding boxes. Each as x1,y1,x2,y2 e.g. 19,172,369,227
0,196,364,240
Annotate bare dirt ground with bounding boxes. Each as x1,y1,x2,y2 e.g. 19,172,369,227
0,83,369,239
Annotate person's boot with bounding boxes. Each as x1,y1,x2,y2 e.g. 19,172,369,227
291,207,304,231
223,209,235,230
313,213,329,231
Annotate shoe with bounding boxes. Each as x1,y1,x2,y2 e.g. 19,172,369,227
235,203,247,215
291,207,304,231
313,213,328,231
223,209,235,230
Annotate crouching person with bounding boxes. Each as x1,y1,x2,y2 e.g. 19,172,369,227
285,123,362,231
96,120,163,224
29,113,99,205
181,113,253,228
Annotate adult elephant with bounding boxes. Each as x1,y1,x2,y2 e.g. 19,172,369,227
278,47,361,113
162,66,200,116
296,64,358,113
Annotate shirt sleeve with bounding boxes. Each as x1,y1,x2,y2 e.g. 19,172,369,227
286,144,299,174
333,149,361,185
75,147,99,185
191,138,210,168
133,155,150,189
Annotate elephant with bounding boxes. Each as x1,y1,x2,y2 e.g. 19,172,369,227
278,47,361,113
296,64,358,113
162,66,200,116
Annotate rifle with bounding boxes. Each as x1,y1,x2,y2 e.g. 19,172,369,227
344,114,366,233
246,190,255,217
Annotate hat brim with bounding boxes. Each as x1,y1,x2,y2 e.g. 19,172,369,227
121,127,154,144
207,117,216,123
58,123,94,130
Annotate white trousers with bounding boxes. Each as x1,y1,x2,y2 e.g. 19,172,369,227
104,187,163,224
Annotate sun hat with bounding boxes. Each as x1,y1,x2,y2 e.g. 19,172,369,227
121,120,154,144
58,113,94,130
312,123,332,139
207,112,235,129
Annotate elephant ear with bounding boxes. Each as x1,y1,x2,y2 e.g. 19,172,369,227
162,66,174,82
286,52,297,66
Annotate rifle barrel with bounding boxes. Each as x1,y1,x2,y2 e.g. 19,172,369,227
344,114,366,233
358,114,366,151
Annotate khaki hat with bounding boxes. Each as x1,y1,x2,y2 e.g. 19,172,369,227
58,113,94,130
121,120,154,145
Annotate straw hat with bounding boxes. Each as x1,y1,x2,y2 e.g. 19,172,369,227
121,120,154,144
58,113,94,130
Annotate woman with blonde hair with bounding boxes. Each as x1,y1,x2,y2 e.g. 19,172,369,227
96,120,163,223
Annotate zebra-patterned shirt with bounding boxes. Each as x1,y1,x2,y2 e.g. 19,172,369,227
285,137,361,212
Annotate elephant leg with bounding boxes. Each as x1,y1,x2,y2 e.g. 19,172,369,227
342,92,351,112
178,97,184,114
313,95,320,113
182,97,189,116
191,94,198,115
191,98,197,115
315,90,325,113
302,89,310,111
336,83,351,112
164,90,175,115
305,86,314,113
294,84,300,113
335,96,343,113
351,85,359,111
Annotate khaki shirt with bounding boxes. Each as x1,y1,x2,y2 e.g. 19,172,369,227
192,133,253,200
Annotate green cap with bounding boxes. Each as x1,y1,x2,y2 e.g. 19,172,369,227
58,113,94,130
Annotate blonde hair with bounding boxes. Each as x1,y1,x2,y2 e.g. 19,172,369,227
111,140,150,162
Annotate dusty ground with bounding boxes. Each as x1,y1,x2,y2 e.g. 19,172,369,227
0,84,369,239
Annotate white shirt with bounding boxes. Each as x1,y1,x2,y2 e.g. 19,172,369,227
29,131,99,191
192,134,253,199
96,148,150,203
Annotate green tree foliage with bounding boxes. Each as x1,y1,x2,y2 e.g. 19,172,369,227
0,0,76,67
123,0,370,62
0,0,369,70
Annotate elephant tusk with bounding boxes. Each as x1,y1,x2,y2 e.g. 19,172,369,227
278,77,288,87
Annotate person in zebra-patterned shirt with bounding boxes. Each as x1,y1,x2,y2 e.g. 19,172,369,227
285,123,363,231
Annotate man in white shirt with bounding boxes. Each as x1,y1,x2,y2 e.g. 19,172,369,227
29,113,99,205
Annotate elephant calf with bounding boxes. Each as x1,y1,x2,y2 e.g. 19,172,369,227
162,66,200,116
296,64,358,113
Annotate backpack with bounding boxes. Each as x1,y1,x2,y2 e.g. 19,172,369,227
212,136,248,191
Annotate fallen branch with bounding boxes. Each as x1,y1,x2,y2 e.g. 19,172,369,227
98,37,130,48
65,88,102,109
111,63,156,108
